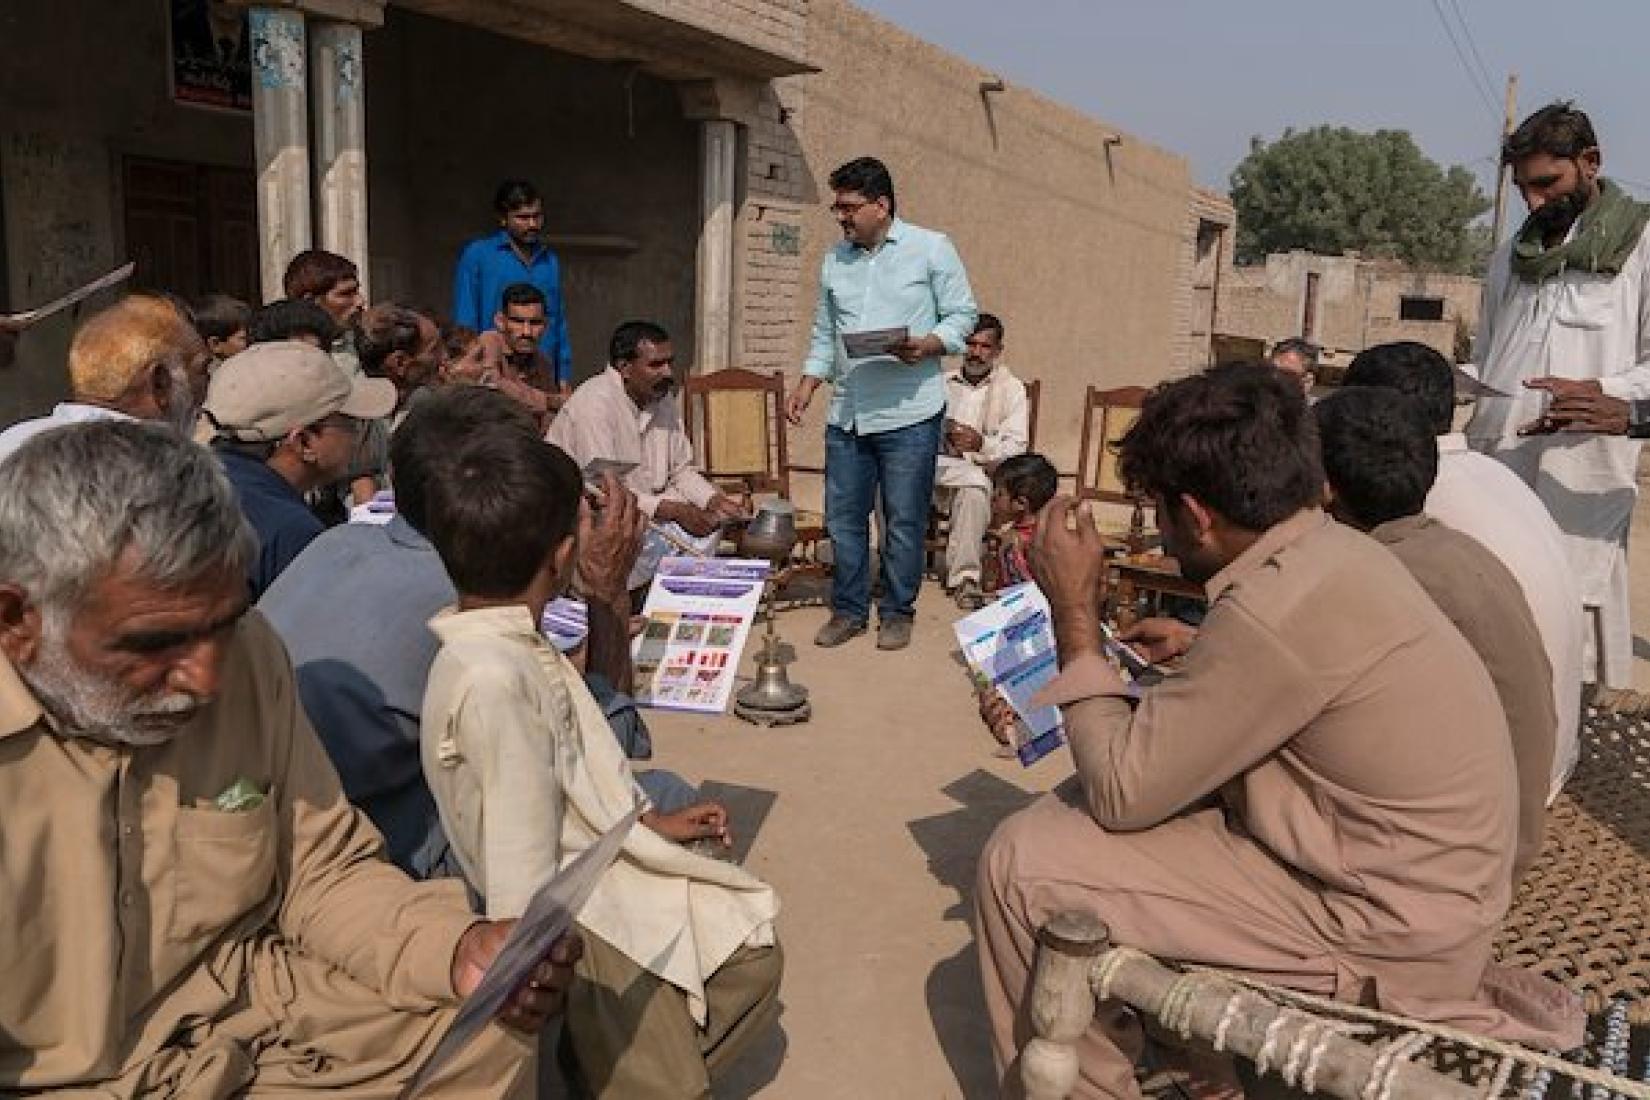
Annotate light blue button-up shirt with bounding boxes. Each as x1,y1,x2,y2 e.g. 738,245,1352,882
803,218,978,434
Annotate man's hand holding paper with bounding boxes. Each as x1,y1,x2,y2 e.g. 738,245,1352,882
450,923,582,1034
840,325,909,360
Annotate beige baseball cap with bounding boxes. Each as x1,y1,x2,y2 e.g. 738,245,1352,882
201,340,397,443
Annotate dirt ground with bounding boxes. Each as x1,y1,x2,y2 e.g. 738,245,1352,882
643,485,1650,1099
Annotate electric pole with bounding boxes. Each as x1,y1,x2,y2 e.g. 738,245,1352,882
1490,73,1519,244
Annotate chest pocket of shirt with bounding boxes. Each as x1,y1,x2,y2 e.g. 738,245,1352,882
897,265,934,299
169,794,277,943
1554,274,1616,330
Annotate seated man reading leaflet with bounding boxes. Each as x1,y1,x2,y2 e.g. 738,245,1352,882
0,421,573,1098
419,426,782,1099
974,363,1581,1099
546,320,747,590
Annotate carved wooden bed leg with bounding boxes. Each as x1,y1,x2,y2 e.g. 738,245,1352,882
1022,911,1111,1100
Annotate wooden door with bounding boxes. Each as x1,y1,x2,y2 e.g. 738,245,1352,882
123,156,257,302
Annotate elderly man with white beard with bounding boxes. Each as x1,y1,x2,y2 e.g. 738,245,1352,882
0,294,211,463
0,420,577,1098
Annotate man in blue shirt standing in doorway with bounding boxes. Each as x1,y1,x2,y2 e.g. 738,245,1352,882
451,179,572,385
786,156,978,651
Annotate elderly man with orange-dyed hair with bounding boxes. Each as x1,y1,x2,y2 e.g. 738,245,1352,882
0,293,211,463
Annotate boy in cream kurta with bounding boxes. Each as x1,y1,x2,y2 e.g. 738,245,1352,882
418,427,780,1099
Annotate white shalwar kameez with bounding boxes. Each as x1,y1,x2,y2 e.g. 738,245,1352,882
1466,228,1650,687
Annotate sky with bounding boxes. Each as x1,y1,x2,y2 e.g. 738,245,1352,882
853,0,1650,204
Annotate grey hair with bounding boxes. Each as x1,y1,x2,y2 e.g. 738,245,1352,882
0,420,255,610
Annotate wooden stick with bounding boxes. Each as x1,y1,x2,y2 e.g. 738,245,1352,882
1101,950,1479,1100
1023,912,1112,1100
1021,911,1480,1100
0,263,135,332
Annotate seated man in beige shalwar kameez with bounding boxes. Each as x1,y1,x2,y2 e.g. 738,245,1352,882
975,364,1583,1100
546,320,747,589
938,312,1029,610
0,421,576,1099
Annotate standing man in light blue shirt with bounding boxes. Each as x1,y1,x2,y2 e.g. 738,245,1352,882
785,157,978,650
451,179,573,384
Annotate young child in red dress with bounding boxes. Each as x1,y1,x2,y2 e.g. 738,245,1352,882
974,454,1061,757
982,453,1059,594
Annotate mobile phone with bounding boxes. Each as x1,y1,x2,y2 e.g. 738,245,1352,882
1099,621,1152,678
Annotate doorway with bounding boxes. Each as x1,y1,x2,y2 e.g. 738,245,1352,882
123,156,258,303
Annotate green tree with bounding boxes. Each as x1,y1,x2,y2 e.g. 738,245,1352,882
1230,127,1490,274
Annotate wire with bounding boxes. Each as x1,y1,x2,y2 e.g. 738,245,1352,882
1444,0,1499,107
1428,0,1499,120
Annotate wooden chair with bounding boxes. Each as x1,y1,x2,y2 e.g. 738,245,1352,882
680,367,791,499
1075,384,1150,508
1076,384,1203,618
1024,379,1042,451
680,368,827,571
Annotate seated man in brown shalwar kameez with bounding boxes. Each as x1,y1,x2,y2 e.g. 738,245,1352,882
0,421,578,1099
1316,386,1557,888
975,364,1583,1100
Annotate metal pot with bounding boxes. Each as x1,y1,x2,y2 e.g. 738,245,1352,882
738,499,798,563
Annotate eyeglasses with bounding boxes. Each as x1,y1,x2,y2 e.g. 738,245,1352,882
829,199,873,217
316,414,364,437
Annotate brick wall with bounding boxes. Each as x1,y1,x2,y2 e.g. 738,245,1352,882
636,0,808,65
1215,251,1482,363
1173,187,1236,371
733,0,1199,479
738,80,810,374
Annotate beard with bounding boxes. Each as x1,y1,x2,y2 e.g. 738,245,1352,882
18,617,204,747
1157,503,1222,585
1528,184,1591,241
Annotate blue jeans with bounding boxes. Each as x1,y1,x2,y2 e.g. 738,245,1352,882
825,412,943,623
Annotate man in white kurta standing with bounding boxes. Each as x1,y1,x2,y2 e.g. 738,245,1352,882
1467,102,1650,688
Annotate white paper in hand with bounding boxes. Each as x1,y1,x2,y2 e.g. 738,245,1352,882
841,326,908,359
399,804,642,1099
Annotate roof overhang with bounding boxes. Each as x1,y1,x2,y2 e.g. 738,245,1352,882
391,0,817,81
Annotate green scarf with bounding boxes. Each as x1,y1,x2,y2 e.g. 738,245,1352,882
1511,178,1650,282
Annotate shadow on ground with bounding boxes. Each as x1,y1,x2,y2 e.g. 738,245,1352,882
716,1012,789,1099
696,780,780,867
908,769,1039,1099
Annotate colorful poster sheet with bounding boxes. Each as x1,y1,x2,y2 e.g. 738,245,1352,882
953,583,1067,766
169,0,253,112
633,557,769,713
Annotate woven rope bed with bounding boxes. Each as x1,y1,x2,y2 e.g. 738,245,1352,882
1021,687,1650,1099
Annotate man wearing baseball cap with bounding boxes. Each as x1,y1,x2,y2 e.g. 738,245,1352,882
202,340,397,597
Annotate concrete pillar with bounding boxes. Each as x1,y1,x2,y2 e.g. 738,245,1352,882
249,7,312,302
694,120,739,373
311,22,370,298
